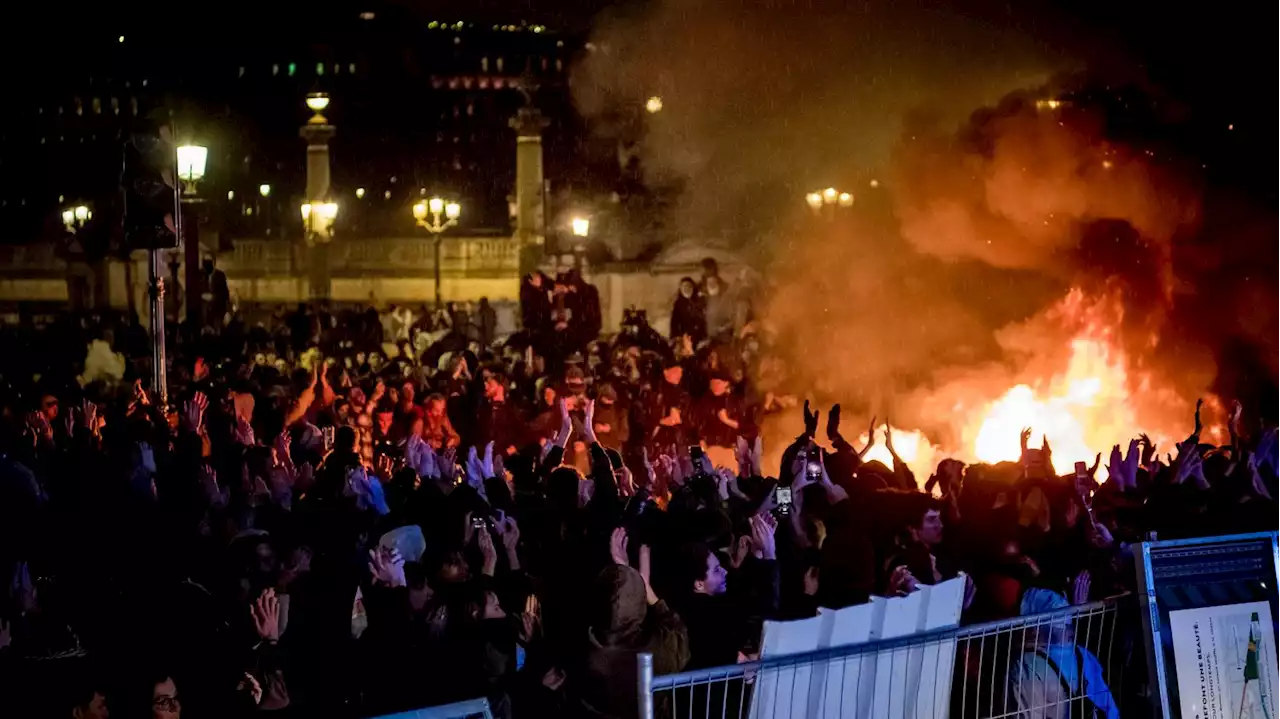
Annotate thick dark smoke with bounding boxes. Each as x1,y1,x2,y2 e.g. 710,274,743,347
573,0,1062,239
572,0,1278,438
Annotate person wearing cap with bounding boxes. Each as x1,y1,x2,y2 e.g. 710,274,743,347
590,383,629,451
644,357,692,451
693,369,743,449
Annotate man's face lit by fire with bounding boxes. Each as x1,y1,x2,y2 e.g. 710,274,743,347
663,366,683,386
695,552,728,596
914,509,944,547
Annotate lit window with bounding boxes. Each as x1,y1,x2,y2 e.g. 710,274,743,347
316,62,325,75
349,63,356,74
496,57,504,72
272,64,279,75
466,103,473,116
555,59,563,72
91,98,101,114
238,66,246,77
288,63,297,76
481,57,488,72
333,63,340,74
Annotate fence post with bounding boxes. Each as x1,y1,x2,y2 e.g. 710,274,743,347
637,652,654,719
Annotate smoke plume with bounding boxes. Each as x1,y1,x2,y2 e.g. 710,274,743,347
572,0,1278,458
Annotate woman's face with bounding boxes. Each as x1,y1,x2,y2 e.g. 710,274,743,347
427,399,446,418
679,280,694,297
152,677,180,719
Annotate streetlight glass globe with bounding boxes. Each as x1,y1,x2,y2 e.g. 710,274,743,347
838,192,854,207
444,202,461,220
305,93,330,113
300,203,312,221
74,206,90,221
317,202,339,220
571,217,590,237
822,187,837,204
176,145,208,182
62,210,75,226
259,184,272,197
356,187,366,199
805,192,823,210
428,197,445,214
412,202,428,221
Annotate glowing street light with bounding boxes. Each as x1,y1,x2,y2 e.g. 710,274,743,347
355,187,366,199
301,201,339,240
807,187,854,216
176,144,208,195
305,92,331,124
259,184,272,197
62,205,92,231
571,216,590,237
412,196,462,309
645,96,663,114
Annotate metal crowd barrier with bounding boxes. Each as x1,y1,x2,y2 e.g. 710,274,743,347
641,595,1130,719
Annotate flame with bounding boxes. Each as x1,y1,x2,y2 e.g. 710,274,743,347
758,287,1212,485
858,427,942,477
897,287,1206,480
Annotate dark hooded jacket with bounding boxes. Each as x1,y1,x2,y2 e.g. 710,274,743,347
578,565,689,718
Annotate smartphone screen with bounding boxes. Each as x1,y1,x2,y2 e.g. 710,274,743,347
776,487,792,505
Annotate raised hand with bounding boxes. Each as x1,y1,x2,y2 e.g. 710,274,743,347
803,567,820,597
641,447,656,488
883,421,896,455
368,547,406,587
182,392,208,433
1020,427,1032,455
499,515,521,554
750,513,778,560
477,529,498,576
1245,452,1273,501
826,403,843,443
437,448,457,483
581,399,598,444
802,400,820,438
519,594,541,644
250,588,281,642
609,526,629,566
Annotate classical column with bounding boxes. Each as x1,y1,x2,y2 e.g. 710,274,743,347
300,93,336,301
510,103,549,277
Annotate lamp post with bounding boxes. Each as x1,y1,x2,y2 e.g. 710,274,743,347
412,197,460,309
176,144,207,326
300,93,336,300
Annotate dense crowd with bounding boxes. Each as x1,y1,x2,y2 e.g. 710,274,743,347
0,258,1274,719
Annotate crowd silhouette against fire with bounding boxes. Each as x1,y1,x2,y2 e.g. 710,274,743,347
0,258,1273,719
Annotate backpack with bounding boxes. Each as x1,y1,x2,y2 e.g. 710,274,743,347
1033,646,1108,719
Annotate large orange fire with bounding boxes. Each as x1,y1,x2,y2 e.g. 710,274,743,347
819,288,1215,482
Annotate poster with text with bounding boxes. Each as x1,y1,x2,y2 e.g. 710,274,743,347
1169,601,1276,719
